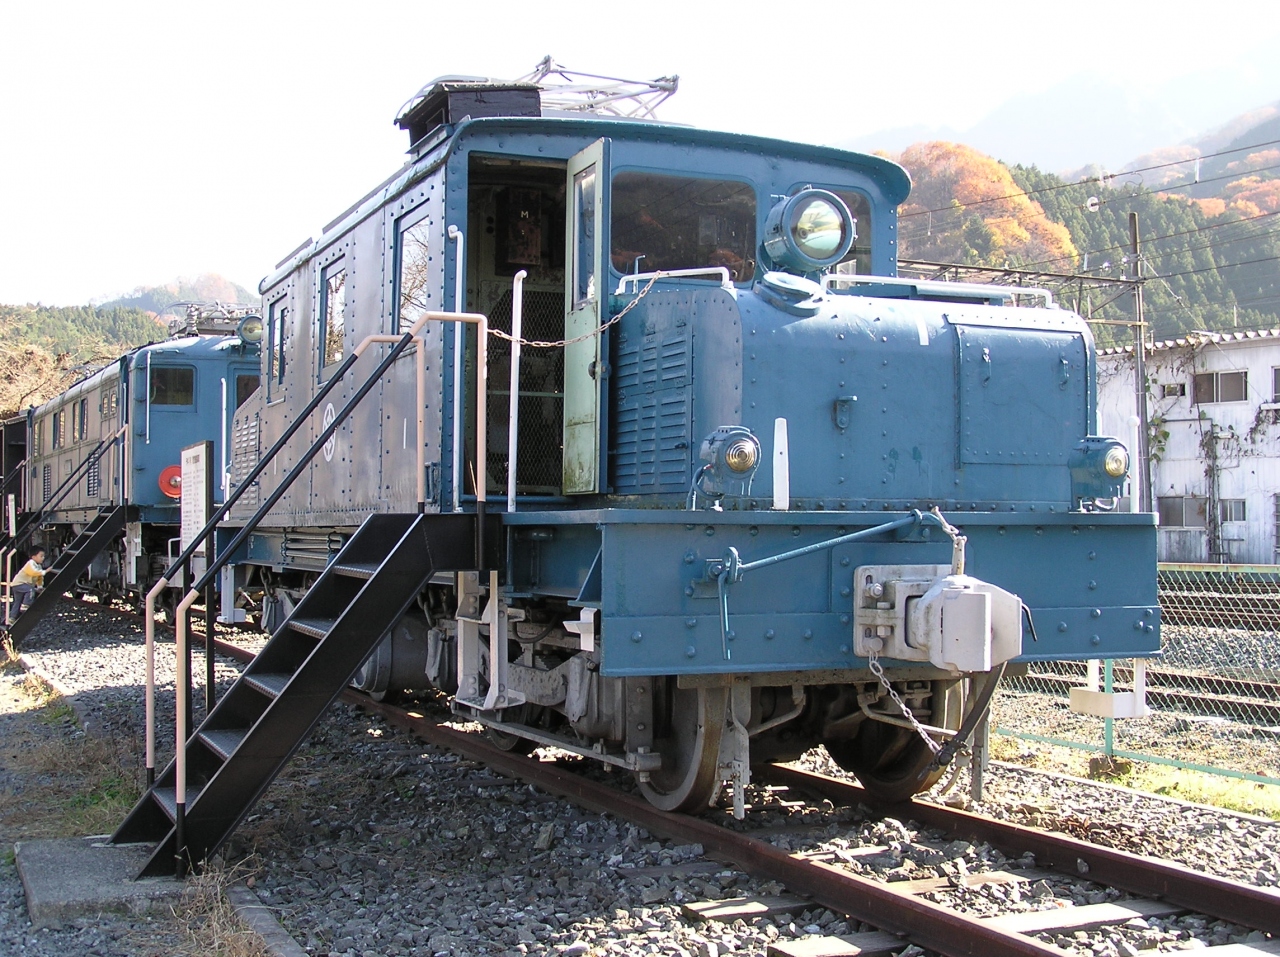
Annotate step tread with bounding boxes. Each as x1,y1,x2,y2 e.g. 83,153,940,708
330,562,379,580
153,784,205,821
198,728,249,762
289,617,336,639
243,672,293,698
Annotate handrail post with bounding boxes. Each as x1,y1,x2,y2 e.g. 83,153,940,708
2,548,12,629
448,225,465,512
507,271,527,513
144,576,166,788
173,583,197,878
182,557,193,738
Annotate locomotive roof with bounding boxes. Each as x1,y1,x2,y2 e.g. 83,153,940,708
262,114,912,293
32,335,257,414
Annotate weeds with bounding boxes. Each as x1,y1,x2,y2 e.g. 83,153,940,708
167,861,271,957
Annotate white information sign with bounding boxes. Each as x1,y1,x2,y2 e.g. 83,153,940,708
6,494,14,537
181,442,211,557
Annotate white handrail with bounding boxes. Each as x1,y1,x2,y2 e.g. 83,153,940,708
616,267,732,294
822,272,1056,308
507,271,527,513
447,226,465,511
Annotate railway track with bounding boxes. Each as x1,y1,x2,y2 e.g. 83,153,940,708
63,596,1280,957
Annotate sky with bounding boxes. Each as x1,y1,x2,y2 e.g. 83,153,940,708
3,0,1279,305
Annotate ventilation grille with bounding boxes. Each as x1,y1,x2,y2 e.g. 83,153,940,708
231,413,261,510
86,459,100,499
611,329,691,493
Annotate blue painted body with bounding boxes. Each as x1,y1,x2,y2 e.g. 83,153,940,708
234,108,1158,681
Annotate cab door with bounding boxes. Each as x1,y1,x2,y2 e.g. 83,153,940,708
562,138,610,494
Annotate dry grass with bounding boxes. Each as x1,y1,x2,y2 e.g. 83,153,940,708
165,862,271,957
991,733,1280,820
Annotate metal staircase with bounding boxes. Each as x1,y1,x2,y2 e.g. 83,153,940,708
112,511,481,877
6,506,130,645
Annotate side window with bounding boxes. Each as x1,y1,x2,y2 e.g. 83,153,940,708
320,262,347,373
34,420,43,454
70,401,81,443
267,297,288,397
151,367,195,406
573,167,597,306
235,373,260,409
397,218,432,333
52,411,64,449
75,397,88,441
99,386,118,419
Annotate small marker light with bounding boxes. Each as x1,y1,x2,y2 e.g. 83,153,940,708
1104,446,1129,478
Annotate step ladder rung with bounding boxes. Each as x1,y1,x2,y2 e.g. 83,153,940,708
243,672,293,698
153,784,205,822
330,562,379,580
198,728,248,762
289,617,335,639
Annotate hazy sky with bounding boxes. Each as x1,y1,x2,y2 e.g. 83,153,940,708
4,0,1279,305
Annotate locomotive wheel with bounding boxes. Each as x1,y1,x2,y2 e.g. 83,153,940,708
638,682,728,812
485,706,537,755
825,680,961,803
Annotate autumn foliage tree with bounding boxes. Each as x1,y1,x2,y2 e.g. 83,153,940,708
896,142,1077,267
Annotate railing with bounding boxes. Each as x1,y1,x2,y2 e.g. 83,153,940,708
144,305,490,875
822,272,1057,307
1,431,124,626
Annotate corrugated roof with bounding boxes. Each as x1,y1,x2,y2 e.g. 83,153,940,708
1098,327,1280,357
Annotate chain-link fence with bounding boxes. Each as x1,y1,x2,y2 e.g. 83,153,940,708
993,564,1280,786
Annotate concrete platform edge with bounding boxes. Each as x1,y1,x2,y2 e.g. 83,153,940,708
227,883,309,957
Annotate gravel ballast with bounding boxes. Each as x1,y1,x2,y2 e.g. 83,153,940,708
3,599,1277,956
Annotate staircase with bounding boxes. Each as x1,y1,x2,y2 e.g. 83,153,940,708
112,512,481,877
6,506,129,645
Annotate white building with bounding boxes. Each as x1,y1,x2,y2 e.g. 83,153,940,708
1097,329,1280,564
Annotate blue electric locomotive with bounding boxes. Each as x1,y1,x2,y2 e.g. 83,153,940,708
15,326,259,612
214,75,1158,813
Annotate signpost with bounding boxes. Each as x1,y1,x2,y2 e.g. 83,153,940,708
180,441,215,716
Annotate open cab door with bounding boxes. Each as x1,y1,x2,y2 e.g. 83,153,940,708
562,138,610,494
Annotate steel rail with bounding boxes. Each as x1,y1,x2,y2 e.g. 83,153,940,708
757,764,1280,936
80,598,1279,952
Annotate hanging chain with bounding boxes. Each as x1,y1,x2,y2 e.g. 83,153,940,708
868,650,943,755
488,272,664,349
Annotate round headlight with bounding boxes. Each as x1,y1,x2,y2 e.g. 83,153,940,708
237,315,264,344
724,438,758,473
763,189,855,273
792,196,847,260
1104,446,1129,478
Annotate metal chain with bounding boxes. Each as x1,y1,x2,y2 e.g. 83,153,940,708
868,650,943,755
488,272,664,348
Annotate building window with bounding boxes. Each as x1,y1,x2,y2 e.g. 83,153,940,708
1193,370,1247,404
320,263,347,372
150,367,195,406
1158,495,1208,528
1272,367,1280,402
1162,383,1186,398
1219,499,1246,523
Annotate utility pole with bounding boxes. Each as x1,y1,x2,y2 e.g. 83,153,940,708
1130,213,1152,512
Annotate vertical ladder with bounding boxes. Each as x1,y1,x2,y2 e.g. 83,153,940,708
112,512,480,877
6,506,129,645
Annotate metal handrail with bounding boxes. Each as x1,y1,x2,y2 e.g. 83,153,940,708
0,457,26,498
8,426,127,553
149,307,486,875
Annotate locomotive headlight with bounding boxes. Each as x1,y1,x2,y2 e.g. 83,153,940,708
763,189,855,274
1104,445,1129,478
237,314,264,344
724,437,758,473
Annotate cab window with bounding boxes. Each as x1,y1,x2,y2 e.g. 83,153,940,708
267,297,288,397
151,367,195,406
611,172,756,282
396,217,432,333
236,373,259,409
832,189,873,275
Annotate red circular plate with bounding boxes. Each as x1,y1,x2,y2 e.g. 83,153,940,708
159,465,182,499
